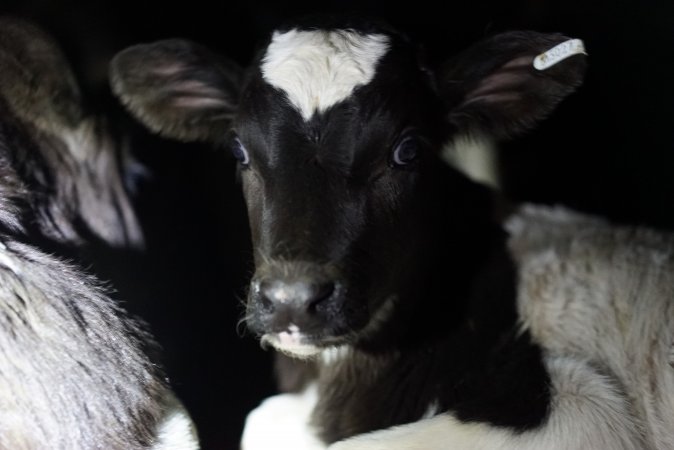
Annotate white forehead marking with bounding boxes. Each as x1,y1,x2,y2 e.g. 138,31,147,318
261,29,390,121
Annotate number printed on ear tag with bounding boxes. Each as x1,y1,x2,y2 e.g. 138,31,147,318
533,39,587,71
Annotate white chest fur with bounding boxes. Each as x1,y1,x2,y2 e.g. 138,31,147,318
241,383,326,450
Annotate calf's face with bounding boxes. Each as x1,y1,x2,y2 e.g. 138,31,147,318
233,30,449,356
111,24,586,357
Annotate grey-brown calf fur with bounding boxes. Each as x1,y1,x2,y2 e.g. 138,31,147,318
0,17,195,449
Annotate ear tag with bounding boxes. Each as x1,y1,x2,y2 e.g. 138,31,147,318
533,39,586,71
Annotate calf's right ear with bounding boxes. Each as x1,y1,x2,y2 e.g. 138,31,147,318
110,39,243,142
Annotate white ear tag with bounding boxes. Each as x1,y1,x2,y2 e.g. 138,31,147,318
533,39,586,71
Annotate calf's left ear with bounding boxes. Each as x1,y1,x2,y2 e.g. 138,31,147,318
111,39,243,142
439,31,587,139
0,17,84,133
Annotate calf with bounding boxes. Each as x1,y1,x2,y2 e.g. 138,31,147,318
111,18,673,449
0,18,197,449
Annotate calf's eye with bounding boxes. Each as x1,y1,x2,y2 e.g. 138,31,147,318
231,137,250,166
392,136,419,167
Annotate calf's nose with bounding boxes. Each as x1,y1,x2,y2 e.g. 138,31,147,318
259,279,335,313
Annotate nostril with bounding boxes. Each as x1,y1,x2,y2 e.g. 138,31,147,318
307,282,336,311
255,281,275,313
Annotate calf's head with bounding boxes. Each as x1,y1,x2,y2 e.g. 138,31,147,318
111,22,586,357
0,18,143,247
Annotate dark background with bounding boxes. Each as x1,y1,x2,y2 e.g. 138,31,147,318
2,1,674,449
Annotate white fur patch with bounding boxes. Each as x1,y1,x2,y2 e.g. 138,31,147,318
241,384,326,450
442,134,499,188
507,204,674,448
261,29,390,121
151,403,200,450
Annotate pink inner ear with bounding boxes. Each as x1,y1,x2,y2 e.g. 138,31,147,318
151,63,187,77
172,96,228,109
168,80,229,109
462,91,521,107
461,55,534,107
501,55,534,70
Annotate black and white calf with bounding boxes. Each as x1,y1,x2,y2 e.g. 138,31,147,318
0,18,197,449
112,18,673,449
